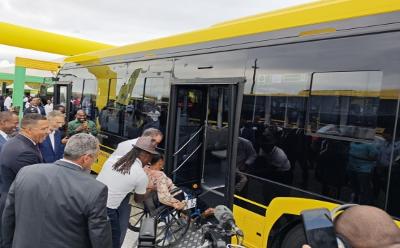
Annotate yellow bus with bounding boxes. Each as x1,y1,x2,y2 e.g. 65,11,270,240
54,1,400,246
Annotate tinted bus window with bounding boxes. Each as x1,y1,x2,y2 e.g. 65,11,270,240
237,31,400,213
309,71,383,141
387,112,400,217
58,68,99,121
124,76,170,140
98,78,119,133
97,63,127,136
98,60,172,147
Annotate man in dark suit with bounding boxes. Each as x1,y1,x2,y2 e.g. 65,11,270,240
0,112,19,153
23,97,45,116
0,113,49,238
2,133,112,248
0,111,19,206
39,111,67,163
0,113,49,195
53,104,68,138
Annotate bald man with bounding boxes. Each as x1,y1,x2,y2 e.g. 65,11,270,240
67,109,97,137
335,206,400,248
303,205,400,248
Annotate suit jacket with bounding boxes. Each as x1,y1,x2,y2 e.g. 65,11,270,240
23,105,45,116
0,135,7,154
38,106,46,116
0,135,8,191
0,134,43,193
39,130,65,163
2,160,112,248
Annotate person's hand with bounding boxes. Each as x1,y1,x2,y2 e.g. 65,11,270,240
302,245,312,248
76,124,85,132
82,122,89,131
201,208,215,218
173,201,186,210
61,137,69,144
77,122,89,132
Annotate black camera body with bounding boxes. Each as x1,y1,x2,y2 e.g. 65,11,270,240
301,205,355,248
301,208,339,248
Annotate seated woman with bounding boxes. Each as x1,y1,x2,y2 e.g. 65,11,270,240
144,154,215,221
144,154,186,210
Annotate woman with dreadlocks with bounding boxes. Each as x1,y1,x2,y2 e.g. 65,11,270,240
97,136,158,248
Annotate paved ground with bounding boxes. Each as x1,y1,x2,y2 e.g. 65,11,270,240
122,229,138,248
121,224,205,248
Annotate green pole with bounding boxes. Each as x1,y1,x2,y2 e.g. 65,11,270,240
13,66,26,119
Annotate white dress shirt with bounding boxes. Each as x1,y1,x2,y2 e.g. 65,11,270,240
44,104,53,115
49,131,55,151
4,96,12,110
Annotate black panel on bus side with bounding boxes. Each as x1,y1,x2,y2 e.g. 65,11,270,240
235,31,400,218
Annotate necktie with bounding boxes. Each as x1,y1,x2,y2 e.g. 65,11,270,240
35,145,44,163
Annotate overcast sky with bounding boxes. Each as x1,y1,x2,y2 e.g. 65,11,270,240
0,0,314,72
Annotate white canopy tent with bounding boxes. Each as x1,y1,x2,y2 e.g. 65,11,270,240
6,83,34,90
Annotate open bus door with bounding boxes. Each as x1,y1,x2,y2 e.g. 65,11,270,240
166,77,244,209
53,82,72,116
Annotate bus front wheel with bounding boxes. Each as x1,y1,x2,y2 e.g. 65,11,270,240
279,223,306,248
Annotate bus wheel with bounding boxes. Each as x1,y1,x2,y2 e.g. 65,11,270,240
279,223,306,248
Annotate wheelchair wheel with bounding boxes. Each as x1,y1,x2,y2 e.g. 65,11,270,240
155,208,190,247
128,201,147,232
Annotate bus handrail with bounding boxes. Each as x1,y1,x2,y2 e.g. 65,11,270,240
173,125,204,157
172,143,202,174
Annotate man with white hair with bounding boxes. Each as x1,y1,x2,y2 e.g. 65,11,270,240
39,111,67,163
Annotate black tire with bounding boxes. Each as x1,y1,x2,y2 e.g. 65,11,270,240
128,202,147,232
280,223,307,248
155,208,190,247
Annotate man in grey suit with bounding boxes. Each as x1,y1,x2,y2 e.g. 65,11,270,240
0,112,19,153
1,133,112,248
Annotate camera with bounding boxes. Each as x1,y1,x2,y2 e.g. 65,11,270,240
301,208,339,248
301,205,356,248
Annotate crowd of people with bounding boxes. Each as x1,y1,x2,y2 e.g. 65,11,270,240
236,118,400,212
0,95,190,248
0,94,398,248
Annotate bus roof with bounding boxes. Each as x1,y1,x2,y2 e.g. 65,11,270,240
65,0,400,64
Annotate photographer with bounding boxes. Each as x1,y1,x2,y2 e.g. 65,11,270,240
303,205,400,248
67,109,97,137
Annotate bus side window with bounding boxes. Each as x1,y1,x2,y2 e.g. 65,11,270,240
308,71,383,141
121,64,171,144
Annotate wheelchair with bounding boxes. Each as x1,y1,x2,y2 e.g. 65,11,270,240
128,191,192,247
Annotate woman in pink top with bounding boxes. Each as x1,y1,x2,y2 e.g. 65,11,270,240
144,154,186,210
